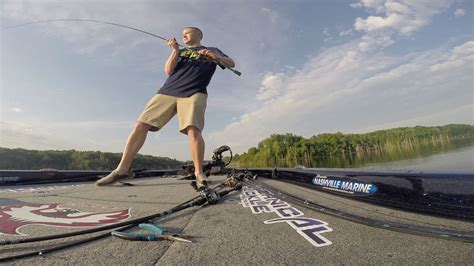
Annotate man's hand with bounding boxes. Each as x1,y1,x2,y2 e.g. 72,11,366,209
199,49,236,69
198,49,219,61
167,37,179,51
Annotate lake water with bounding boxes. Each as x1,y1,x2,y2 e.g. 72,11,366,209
307,140,474,172
361,145,474,172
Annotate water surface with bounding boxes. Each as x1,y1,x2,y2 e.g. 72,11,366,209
362,145,474,172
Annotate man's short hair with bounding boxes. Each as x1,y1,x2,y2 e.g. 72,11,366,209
185,27,203,40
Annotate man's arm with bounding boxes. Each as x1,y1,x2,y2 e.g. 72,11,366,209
199,49,235,69
164,37,179,75
216,55,235,69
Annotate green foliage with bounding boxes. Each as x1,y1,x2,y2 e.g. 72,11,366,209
0,148,184,170
232,124,474,168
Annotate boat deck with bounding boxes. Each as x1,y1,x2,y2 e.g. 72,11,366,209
0,175,472,265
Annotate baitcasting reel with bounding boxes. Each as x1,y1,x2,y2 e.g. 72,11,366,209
182,145,233,176
199,187,220,205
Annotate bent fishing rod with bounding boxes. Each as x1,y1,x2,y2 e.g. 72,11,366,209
4,18,242,76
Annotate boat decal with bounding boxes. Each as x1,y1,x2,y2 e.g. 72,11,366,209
240,186,332,247
312,174,377,195
0,198,130,236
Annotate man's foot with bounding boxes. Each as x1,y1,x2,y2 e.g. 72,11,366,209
95,170,135,186
195,173,210,189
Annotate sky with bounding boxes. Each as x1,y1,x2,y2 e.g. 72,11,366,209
0,0,473,161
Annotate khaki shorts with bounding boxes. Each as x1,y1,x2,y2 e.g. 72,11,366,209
137,93,207,134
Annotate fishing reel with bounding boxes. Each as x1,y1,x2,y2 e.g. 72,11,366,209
233,169,255,181
223,169,257,187
199,187,220,205
211,145,232,166
182,145,233,176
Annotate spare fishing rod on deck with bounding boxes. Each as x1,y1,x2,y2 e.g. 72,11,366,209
4,18,242,76
0,180,241,246
0,182,243,262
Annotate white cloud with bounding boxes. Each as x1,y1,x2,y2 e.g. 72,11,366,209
51,120,133,129
356,104,474,133
323,27,333,42
351,0,387,13
429,41,474,71
350,2,363,9
353,0,452,36
256,73,286,101
339,29,354,36
11,107,22,113
1,1,288,70
351,0,453,52
208,40,474,154
0,119,136,153
355,14,402,32
1,1,141,55
454,8,465,17
0,121,55,149
260,7,279,24
358,33,394,51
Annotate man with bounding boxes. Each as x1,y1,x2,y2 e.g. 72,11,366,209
95,27,235,188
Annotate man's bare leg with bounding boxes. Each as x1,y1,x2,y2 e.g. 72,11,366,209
116,122,152,174
96,122,152,186
187,126,205,180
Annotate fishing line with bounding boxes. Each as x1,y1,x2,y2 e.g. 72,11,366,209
4,18,241,76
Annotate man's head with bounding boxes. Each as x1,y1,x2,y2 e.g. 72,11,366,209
182,27,203,47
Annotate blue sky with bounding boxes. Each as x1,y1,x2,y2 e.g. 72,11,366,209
1,0,473,161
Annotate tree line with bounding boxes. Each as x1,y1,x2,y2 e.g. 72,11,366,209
232,124,474,168
0,148,184,170
2,124,472,170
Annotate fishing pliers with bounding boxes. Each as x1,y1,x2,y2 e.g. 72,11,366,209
112,223,192,243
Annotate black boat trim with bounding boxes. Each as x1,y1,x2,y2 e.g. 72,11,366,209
1,166,472,220
0,169,181,186
245,168,474,220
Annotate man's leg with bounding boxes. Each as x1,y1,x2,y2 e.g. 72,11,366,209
116,122,152,173
96,122,152,186
187,126,205,179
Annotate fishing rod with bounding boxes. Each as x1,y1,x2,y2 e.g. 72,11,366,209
0,179,240,246
4,18,242,76
0,183,243,262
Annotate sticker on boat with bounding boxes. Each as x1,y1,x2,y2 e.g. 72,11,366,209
240,186,332,247
312,174,378,195
0,198,130,236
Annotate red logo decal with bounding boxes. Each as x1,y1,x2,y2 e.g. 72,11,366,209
0,199,130,236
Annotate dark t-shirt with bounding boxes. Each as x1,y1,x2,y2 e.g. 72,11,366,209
157,46,228,97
